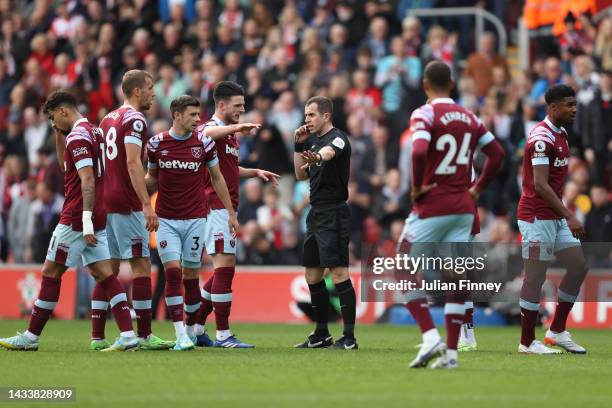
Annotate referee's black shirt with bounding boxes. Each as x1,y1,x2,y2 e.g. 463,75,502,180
305,127,351,207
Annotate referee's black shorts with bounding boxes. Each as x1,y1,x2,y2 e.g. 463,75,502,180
302,202,350,268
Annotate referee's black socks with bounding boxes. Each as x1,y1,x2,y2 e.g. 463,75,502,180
308,280,330,337
335,279,356,339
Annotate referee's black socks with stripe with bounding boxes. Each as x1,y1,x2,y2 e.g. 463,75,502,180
335,279,356,339
308,280,330,337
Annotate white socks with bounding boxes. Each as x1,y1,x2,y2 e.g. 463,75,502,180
216,330,231,341
120,330,135,338
173,321,186,337
422,328,441,345
194,324,205,336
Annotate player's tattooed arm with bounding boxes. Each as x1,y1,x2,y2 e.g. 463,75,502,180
209,163,239,236
533,165,585,239
204,123,261,140
77,165,97,246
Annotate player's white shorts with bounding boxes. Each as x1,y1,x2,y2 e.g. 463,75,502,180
399,212,474,257
46,224,110,267
517,218,581,261
204,209,236,255
106,212,150,260
157,217,206,268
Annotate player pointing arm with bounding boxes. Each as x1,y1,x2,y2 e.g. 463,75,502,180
202,121,280,186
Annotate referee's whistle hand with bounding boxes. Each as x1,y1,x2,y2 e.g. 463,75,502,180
295,125,309,142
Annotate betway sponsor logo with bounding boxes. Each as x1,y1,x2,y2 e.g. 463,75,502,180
226,145,239,157
554,157,569,167
159,160,201,172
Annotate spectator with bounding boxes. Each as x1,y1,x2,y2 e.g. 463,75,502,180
362,16,389,65
50,2,85,41
462,32,510,99
250,1,274,34
244,232,278,265
584,185,612,266
257,185,294,251
27,33,53,76
372,168,408,230
278,3,304,57
7,177,36,263
334,1,367,49
346,69,382,135
355,46,376,79
242,18,264,66
585,185,612,242
268,90,303,147
154,64,187,111
157,23,183,65
309,2,334,41
23,106,48,168
49,53,73,91
224,50,246,87
421,25,457,73
369,124,391,190
530,56,562,118
0,57,15,115
594,16,612,71
278,225,302,265
375,35,421,150
488,65,515,114
249,109,292,177
401,16,423,58
264,48,298,99
25,181,63,263
581,69,611,186
238,178,263,225
218,0,245,40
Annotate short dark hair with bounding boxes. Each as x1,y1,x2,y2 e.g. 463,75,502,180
544,84,576,105
170,95,201,116
306,96,333,116
42,90,77,115
121,70,152,98
424,60,452,91
213,81,244,103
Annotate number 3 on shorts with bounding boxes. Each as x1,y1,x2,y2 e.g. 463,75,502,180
191,236,200,251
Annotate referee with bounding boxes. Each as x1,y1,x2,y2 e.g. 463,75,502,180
293,96,356,350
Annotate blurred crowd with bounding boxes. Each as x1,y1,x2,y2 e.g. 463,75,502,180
0,0,611,266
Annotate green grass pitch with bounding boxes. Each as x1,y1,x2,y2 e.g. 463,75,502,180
0,320,610,408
